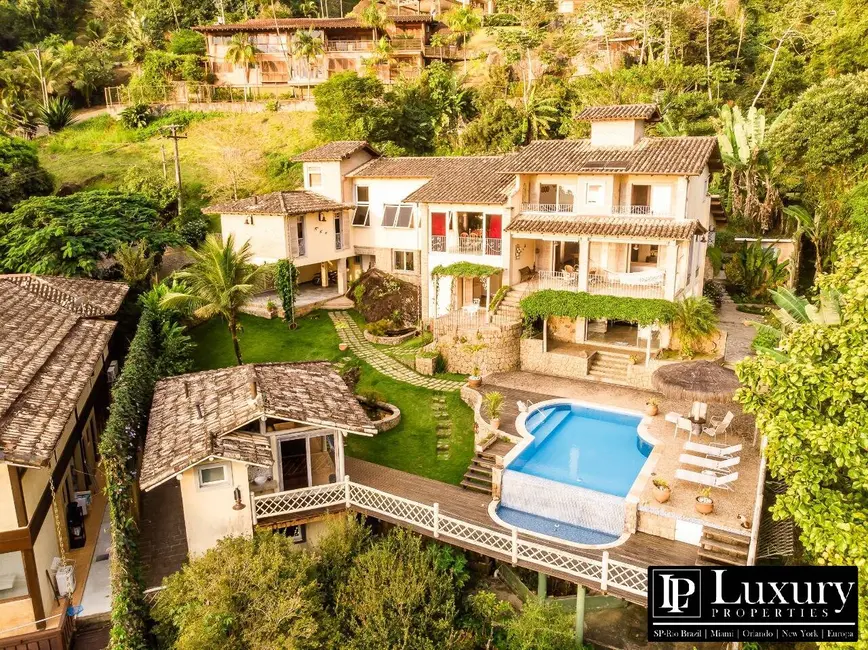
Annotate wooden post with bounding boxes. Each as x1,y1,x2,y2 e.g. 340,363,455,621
485,277,491,324
344,474,351,507
575,584,586,645
433,502,440,538
537,572,547,602
542,318,548,353
511,528,518,565
601,550,609,592
305,435,313,487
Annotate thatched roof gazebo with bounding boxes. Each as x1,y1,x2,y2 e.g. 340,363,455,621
651,360,741,403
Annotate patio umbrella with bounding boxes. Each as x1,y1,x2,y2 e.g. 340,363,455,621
651,361,741,403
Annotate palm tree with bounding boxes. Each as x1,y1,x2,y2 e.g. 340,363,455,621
225,33,261,84
429,32,449,61
21,45,71,109
353,2,392,43
125,11,153,66
520,86,557,144
161,234,265,365
365,36,395,80
673,296,719,358
444,5,481,74
292,30,324,95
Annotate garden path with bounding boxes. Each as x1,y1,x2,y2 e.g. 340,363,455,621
330,311,463,392
717,291,761,367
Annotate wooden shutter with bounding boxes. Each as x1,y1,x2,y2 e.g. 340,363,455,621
288,216,299,258
341,210,350,249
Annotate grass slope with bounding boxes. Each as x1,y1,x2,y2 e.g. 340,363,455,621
37,111,319,200
190,311,475,485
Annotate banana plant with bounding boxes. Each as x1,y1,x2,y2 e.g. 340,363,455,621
750,287,842,359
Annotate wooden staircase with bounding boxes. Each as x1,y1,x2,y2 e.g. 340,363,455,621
588,350,631,383
461,449,497,494
696,529,750,566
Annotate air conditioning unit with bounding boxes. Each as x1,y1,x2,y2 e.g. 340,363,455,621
106,360,119,384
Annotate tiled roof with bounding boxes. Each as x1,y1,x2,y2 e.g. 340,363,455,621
203,191,351,216
505,215,705,239
194,14,434,32
0,274,128,317
577,104,661,122
294,141,379,162
140,362,378,490
349,156,513,204
0,278,123,467
499,137,719,175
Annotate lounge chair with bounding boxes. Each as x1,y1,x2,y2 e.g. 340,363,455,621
684,441,743,458
678,453,740,472
702,411,735,442
675,468,739,490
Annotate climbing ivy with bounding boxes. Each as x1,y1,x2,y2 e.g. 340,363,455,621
431,262,502,278
519,290,677,325
275,259,299,326
488,285,511,313
99,294,192,650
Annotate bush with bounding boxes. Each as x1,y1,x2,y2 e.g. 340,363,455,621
703,280,725,308
265,98,280,112
673,296,719,358
713,229,737,253
724,240,789,302
520,290,677,326
706,246,723,275
483,12,519,26
0,135,53,212
168,29,206,55
38,96,75,132
178,218,209,245
365,318,392,336
119,103,152,129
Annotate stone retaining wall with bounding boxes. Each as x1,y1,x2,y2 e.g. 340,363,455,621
520,338,591,376
363,329,418,346
436,323,522,375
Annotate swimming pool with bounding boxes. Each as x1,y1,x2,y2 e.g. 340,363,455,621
495,401,653,545
512,402,652,497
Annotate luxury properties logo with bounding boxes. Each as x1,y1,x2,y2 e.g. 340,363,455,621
648,566,858,643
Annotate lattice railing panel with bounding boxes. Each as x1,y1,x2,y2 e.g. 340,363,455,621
605,559,648,595
439,516,514,554
518,541,604,581
349,484,435,530
254,483,344,519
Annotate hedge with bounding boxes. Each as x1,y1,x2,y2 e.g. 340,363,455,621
519,289,677,325
431,262,502,278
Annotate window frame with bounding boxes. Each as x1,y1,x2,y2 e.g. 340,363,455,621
585,182,604,206
394,250,415,272
382,204,414,229
197,462,230,489
306,165,322,188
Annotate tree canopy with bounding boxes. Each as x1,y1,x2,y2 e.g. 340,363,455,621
0,134,53,211
0,190,175,275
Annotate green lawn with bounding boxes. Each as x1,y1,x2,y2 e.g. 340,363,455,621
189,311,475,484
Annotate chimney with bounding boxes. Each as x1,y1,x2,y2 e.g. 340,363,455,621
581,104,660,147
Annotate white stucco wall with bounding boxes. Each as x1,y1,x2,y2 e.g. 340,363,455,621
590,119,645,147
350,177,426,251
0,464,19,531
32,514,59,620
222,213,288,264
179,461,254,557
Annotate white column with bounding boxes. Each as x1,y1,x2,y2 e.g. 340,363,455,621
664,240,678,300
337,257,348,294
320,262,329,288
485,277,491,323
543,318,548,353
305,435,313,487
578,237,590,291
336,431,345,481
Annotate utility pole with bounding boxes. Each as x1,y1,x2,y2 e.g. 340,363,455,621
161,125,187,215
32,46,48,108
160,144,168,179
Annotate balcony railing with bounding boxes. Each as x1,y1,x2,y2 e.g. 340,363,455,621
536,270,580,291
519,203,676,218
588,269,666,299
326,40,374,52
520,203,575,214
423,45,467,59
486,238,502,256
391,37,423,51
610,204,673,217
431,235,446,252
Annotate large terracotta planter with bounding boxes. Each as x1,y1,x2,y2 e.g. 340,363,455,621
695,496,714,515
653,486,671,503
468,377,482,388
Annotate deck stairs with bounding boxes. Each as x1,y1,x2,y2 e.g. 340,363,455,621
461,450,497,494
492,286,525,322
588,350,632,382
695,529,750,566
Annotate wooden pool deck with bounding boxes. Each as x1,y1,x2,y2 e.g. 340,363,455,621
258,457,699,605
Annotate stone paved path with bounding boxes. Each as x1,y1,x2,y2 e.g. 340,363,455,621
330,311,463,392
718,292,761,367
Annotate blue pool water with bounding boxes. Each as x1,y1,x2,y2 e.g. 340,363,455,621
497,506,620,545
511,403,652,498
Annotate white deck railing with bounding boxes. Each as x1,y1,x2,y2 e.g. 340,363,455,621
520,203,575,214
253,477,648,598
588,269,665,299
536,270,580,290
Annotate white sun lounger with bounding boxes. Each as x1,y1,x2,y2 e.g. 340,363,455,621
679,453,740,472
684,441,743,458
675,468,739,490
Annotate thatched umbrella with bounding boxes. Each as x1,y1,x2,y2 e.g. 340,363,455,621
651,361,741,403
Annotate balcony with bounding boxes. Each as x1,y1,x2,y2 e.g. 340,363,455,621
431,235,446,252
431,235,502,256
391,37,423,52
533,269,666,299
423,45,466,60
326,40,374,52
610,205,673,218
520,203,576,214
519,203,675,218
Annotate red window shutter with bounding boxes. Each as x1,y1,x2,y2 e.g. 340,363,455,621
486,214,502,239
431,212,446,236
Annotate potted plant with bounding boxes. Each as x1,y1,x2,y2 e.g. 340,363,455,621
334,321,349,351
695,487,714,515
468,366,482,388
652,478,670,503
646,397,659,416
266,299,278,317
483,391,504,430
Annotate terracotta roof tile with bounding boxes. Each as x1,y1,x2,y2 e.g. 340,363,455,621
194,14,433,33
204,190,351,216
577,104,661,122
349,156,513,204
0,278,120,467
294,141,379,162
505,215,705,239
0,274,128,317
140,362,377,490
499,137,719,175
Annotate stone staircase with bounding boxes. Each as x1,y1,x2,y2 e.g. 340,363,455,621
492,287,524,322
588,350,632,383
696,529,750,566
461,449,497,494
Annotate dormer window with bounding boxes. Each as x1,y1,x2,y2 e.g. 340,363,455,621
307,165,322,188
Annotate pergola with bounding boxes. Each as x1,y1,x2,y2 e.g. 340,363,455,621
431,261,502,323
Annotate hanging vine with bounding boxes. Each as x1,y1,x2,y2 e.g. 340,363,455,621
276,259,299,329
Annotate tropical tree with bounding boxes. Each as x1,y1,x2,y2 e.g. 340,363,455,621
724,240,790,301
749,287,842,359
353,2,391,42
124,11,154,65
673,296,719,357
444,5,481,73
224,32,261,83
161,234,265,365
364,36,394,80
292,30,324,94
0,134,53,212
21,44,71,108
115,240,155,288
717,104,784,232
520,85,557,143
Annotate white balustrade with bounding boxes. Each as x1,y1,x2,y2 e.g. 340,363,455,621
536,270,580,291
430,235,446,252
609,205,673,217
587,270,665,299
253,478,649,598
520,203,575,214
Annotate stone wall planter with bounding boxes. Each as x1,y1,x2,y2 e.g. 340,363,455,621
363,328,419,346
415,354,436,376
356,396,401,433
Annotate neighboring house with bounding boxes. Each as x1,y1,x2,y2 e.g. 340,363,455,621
138,362,377,555
0,275,128,642
212,103,719,355
194,14,446,87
